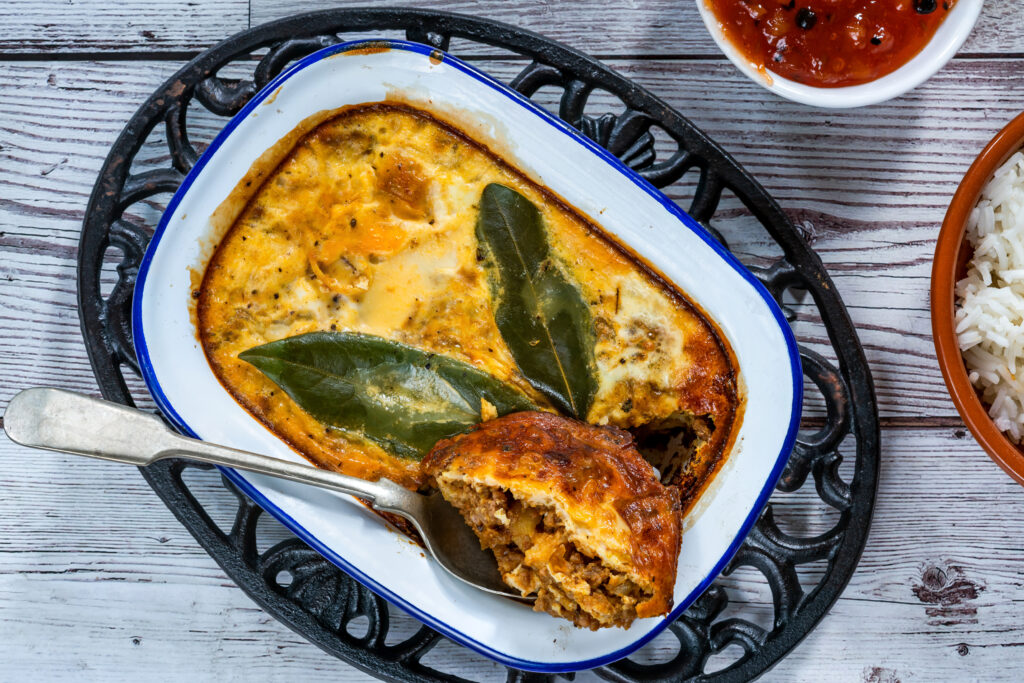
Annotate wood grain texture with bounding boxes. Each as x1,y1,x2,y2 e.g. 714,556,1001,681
0,0,247,55
2,0,1020,56
0,60,183,408
4,6,1024,679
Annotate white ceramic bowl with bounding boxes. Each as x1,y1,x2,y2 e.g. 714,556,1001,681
695,0,983,108
133,40,801,672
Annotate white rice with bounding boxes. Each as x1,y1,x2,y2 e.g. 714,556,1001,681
956,150,1024,442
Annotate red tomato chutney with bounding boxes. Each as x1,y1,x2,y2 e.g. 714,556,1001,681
705,0,959,87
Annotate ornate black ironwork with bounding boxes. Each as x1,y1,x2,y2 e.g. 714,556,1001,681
77,9,879,682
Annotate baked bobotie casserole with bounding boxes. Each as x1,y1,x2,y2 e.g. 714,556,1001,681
422,411,682,630
198,103,739,506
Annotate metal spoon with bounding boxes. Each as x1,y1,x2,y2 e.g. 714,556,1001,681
3,387,522,599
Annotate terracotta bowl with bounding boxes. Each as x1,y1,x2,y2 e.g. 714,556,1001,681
932,111,1024,486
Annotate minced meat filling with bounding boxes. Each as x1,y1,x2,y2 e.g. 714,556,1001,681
441,480,652,630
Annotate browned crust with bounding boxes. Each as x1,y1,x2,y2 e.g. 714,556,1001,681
339,42,393,57
197,101,740,508
674,361,740,507
423,411,682,618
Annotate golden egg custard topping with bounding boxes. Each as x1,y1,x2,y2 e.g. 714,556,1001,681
197,103,739,505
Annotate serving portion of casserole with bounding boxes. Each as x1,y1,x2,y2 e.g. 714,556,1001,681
424,412,682,629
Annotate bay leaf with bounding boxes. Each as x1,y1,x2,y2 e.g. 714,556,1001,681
475,183,598,418
239,331,535,460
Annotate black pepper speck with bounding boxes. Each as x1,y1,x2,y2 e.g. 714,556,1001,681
795,8,817,29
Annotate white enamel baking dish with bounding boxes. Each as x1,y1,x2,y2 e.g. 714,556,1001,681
133,39,801,672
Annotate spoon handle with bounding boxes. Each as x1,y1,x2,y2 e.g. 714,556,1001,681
2,388,420,515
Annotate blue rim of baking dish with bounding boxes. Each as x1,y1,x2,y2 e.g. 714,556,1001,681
132,38,803,673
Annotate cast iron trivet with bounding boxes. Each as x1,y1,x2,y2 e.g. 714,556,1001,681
77,9,879,681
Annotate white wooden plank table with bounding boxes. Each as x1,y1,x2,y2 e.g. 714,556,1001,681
2,1,1024,680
